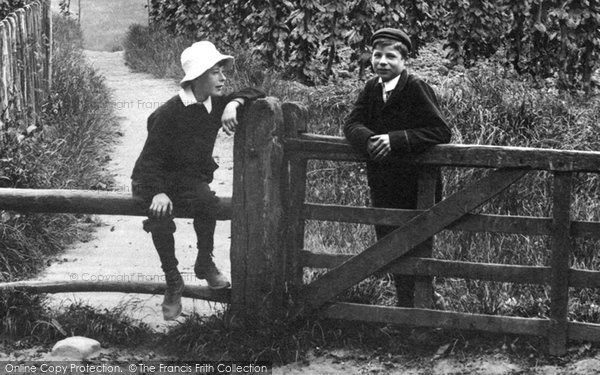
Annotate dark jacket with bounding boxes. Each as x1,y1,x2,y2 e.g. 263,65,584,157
344,70,451,210
131,88,265,197
344,70,451,166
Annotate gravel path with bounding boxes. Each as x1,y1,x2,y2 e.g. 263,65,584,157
34,50,234,331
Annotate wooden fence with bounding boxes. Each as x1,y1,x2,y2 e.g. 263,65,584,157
0,0,52,127
1,98,600,356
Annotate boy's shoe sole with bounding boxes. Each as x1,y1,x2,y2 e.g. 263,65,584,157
207,279,231,290
195,269,231,289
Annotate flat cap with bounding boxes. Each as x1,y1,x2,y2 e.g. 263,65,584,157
370,28,412,52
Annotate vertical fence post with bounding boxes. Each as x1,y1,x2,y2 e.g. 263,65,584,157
548,171,572,356
282,102,309,300
24,5,35,120
0,21,7,127
413,166,439,308
231,98,286,317
43,0,52,94
8,15,21,118
16,9,27,118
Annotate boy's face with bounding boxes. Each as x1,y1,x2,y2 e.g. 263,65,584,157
190,63,227,100
371,45,405,82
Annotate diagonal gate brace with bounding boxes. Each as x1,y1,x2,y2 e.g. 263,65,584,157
299,168,528,313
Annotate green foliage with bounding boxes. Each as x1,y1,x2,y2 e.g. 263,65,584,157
57,0,71,16
445,0,600,89
123,23,191,79
445,0,509,65
0,290,47,342
148,0,445,85
52,303,153,346
0,0,26,20
147,0,600,89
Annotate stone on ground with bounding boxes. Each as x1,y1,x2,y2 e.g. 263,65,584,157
51,336,101,360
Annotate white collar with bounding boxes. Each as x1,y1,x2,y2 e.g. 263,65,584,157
178,86,212,113
378,74,401,93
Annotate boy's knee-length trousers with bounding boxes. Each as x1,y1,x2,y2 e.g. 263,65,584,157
132,180,220,272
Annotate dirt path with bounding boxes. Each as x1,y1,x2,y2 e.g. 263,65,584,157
35,50,234,331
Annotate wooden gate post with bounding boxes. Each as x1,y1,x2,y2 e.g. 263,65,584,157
413,167,439,308
230,97,286,317
282,102,309,297
548,171,573,356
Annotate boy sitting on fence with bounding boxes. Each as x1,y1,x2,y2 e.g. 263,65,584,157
343,28,451,307
131,41,265,320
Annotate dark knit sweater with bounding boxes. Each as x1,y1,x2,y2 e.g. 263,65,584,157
344,70,451,172
131,88,265,196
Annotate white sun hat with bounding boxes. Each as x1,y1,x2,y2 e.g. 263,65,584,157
179,41,234,87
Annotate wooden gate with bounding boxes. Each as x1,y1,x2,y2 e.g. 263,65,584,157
281,103,600,356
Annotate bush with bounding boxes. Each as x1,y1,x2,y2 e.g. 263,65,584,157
147,0,446,85
0,0,27,20
123,24,190,80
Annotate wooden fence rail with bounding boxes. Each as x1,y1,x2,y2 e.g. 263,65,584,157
0,0,52,127
0,188,232,219
0,280,230,303
2,99,600,356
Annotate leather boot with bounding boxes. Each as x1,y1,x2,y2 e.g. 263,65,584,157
162,268,184,320
194,249,230,289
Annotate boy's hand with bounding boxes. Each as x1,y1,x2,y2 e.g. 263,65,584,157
368,134,391,161
150,193,173,218
222,100,243,136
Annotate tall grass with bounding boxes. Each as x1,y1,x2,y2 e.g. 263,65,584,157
122,25,600,320
435,63,600,320
0,291,153,347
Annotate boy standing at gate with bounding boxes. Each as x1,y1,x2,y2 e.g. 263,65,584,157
343,28,451,307
131,41,265,320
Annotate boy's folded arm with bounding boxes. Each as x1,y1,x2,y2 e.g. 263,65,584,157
344,85,377,155
225,87,266,104
388,125,450,154
134,113,172,196
389,80,451,153
344,120,376,155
